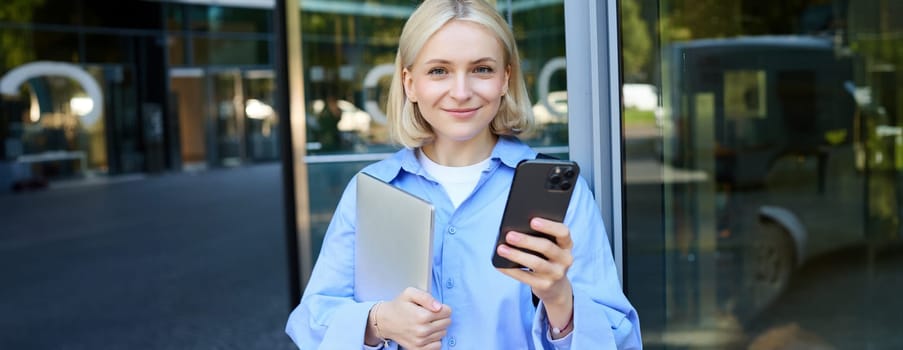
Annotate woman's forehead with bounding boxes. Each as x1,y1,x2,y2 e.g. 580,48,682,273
414,20,506,63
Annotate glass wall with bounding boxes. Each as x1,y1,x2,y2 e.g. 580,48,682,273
622,0,903,348
302,0,571,259
0,0,278,190
164,3,277,168
0,1,292,348
0,0,165,189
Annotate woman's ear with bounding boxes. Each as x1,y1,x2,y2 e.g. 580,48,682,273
403,68,417,103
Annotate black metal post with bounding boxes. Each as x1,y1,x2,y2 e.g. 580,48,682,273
274,0,302,309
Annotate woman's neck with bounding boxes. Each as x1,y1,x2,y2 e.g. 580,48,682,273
422,133,498,167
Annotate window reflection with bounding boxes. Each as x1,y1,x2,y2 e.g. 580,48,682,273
1,2,290,348
300,0,570,157
193,38,270,66
30,31,78,62
624,0,902,348
301,0,571,260
185,5,271,33
300,6,404,155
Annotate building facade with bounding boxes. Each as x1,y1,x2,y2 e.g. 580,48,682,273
1,0,901,348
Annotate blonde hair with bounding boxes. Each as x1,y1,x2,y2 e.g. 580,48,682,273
386,0,534,148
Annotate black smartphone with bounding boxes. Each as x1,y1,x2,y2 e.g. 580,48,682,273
492,159,580,269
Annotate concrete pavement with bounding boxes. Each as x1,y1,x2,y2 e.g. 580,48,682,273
0,164,296,349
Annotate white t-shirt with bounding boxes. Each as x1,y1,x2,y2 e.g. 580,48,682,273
417,150,491,208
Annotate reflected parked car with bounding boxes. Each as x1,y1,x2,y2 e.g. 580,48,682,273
531,87,663,146
623,83,659,111
532,86,662,125
662,35,866,322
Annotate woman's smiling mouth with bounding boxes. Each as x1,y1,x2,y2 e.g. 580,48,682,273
443,107,481,118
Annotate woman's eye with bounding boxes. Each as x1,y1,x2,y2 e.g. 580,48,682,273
475,66,494,74
428,68,447,75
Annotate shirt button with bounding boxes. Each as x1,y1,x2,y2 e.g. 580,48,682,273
448,336,456,347
445,278,454,289
448,226,457,235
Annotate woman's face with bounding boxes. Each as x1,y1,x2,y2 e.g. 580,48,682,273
403,20,509,145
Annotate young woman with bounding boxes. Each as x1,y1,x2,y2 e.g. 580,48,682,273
286,0,641,349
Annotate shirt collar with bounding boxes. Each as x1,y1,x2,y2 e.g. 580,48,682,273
491,136,536,169
362,136,535,183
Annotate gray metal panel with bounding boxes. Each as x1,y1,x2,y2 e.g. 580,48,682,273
564,0,624,283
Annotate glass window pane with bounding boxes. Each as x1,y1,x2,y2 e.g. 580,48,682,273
171,75,207,165
186,5,271,33
210,71,242,165
164,3,185,31
301,0,571,260
1,2,292,348
85,34,127,63
193,37,270,66
244,70,279,162
300,2,412,257
0,28,33,71
300,8,406,156
31,31,78,62
511,0,568,149
622,0,903,348
168,34,187,66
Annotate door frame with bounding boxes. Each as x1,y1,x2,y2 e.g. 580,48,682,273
563,0,625,284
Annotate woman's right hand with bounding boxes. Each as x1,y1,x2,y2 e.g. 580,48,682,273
366,287,452,350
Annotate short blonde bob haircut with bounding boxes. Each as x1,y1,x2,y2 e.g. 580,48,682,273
386,0,534,148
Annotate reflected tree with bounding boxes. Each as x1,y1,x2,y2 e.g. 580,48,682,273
658,0,742,42
621,0,651,82
0,0,44,70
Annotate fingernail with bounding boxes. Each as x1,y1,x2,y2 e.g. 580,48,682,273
507,232,521,243
432,301,441,311
531,218,543,228
498,245,510,255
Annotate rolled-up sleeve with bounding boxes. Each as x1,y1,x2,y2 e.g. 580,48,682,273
286,178,399,349
530,178,643,349
531,301,573,349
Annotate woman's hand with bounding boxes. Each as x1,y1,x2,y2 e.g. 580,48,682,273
365,287,452,350
495,217,574,338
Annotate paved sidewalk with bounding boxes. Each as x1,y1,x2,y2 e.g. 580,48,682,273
0,164,296,349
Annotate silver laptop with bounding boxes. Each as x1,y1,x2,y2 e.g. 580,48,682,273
354,172,434,302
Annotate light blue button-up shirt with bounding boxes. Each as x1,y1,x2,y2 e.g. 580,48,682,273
286,137,642,349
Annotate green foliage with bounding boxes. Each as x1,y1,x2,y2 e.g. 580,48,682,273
620,0,651,81
659,0,742,41
0,0,44,22
0,0,45,70
623,107,656,128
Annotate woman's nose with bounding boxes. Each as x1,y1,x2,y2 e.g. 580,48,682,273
449,74,473,101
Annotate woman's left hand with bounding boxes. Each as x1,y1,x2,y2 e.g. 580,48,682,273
495,217,574,336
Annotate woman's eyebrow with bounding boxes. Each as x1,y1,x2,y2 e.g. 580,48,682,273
422,57,498,65
470,57,498,64
423,58,452,65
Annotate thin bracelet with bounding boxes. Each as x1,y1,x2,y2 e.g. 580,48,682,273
550,311,574,336
372,301,390,347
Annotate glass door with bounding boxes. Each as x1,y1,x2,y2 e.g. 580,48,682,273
242,69,278,162
210,70,244,166
171,70,208,169
621,0,903,348
204,69,278,167
171,68,277,169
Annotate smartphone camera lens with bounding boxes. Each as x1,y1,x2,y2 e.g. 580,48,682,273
564,168,575,178
547,166,576,190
